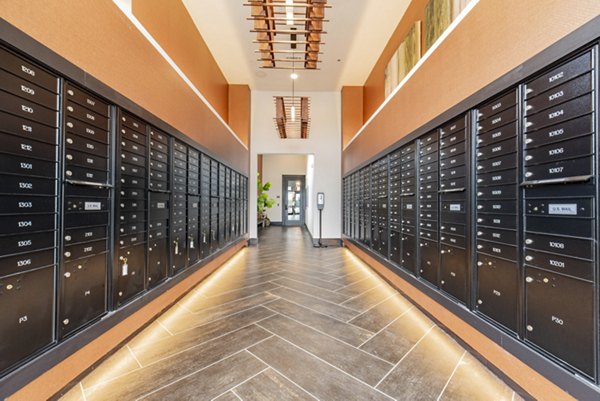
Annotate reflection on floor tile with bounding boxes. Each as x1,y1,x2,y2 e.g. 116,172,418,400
233,368,316,401
57,227,523,401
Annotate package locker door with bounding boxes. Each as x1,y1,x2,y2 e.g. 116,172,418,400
418,131,439,286
438,116,469,304
187,147,200,266
522,47,597,378
389,150,402,264
473,89,520,332
147,127,170,288
200,154,211,258
218,163,226,247
210,197,219,252
171,140,187,273
114,112,147,308
59,83,111,338
0,46,59,374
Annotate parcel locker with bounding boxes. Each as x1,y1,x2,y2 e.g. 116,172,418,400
417,131,439,287
187,195,200,265
525,267,595,377
476,253,519,332
114,111,147,307
474,88,520,329
171,140,187,273
0,267,56,375
520,47,597,377
114,242,146,306
0,45,60,374
200,197,210,258
59,253,107,338
148,192,169,288
210,197,219,252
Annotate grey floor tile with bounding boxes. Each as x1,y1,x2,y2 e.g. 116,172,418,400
203,282,281,306
132,306,274,365
233,368,316,401
83,325,270,401
336,276,382,297
161,292,278,333
265,298,373,346
258,314,392,386
274,270,342,290
140,351,266,400
248,336,392,401
271,277,351,303
439,352,515,401
349,294,413,333
341,284,389,312
329,269,369,287
377,326,464,400
213,391,241,401
360,307,434,364
268,287,360,322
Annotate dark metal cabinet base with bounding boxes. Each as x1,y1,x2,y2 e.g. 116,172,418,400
525,267,595,378
114,244,146,307
0,267,55,375
58,253,107,339
147,238,168,288
475,254,518,333
440,245,467,304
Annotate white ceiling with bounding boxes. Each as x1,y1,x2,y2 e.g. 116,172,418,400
182,0,411,91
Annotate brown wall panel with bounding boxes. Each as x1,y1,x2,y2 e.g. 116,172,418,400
345,0,600,174
345,241,575,401
7,242,247,401
228,84,251,146
341,86,364,147
132,0,230,123
1,0,248,174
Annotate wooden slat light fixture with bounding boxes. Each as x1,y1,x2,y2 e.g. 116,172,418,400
273,96,310,138
245,0,329,69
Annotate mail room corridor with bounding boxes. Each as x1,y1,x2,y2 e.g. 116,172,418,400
58,227,522,401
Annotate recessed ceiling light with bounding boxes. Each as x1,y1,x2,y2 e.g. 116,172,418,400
290,72,298,80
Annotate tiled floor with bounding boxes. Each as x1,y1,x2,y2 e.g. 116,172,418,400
59,226,523,401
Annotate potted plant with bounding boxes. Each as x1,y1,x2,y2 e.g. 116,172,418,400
257,174,276,227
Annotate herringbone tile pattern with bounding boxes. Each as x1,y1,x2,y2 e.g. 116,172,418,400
59,227,523,401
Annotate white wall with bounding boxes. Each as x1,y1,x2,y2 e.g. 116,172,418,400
250,90,342,240
305,154,315,235
261,154,307,223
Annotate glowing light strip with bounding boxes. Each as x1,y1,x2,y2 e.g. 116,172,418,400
112,0,248,150
344,0,480,150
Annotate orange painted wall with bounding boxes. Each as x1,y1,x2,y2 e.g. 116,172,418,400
1,0,249,173
345,0,600,174
228,84,251,146
132,0,229,123
341,86,364,147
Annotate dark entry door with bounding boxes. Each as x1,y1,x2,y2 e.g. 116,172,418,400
282,175,305,226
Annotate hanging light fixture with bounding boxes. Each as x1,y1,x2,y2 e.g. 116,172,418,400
291,59,296,122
